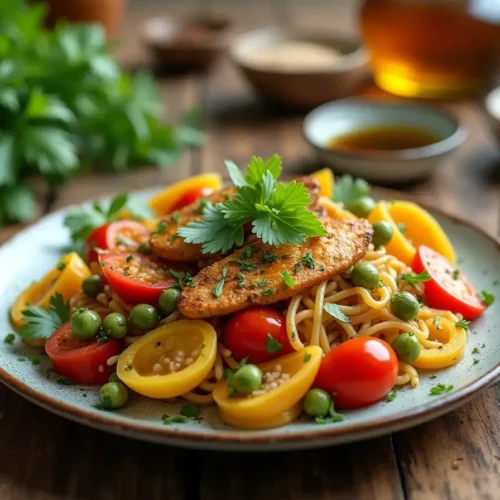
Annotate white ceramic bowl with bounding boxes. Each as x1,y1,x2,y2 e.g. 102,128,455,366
303,99,467,183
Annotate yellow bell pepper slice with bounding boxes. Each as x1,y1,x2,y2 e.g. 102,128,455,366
117,320,217,399
411,317,466,370
368,200,456,265
219,404,302,430
11,252,91,329
311,168,334,199
213,346,322,425
148,173,223,216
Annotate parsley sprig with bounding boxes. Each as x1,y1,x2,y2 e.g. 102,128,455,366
401,270,431,287
177,155,326,254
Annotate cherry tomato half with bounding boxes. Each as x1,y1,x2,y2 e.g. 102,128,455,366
45,321,120,385
315,337,398,409
412,246,486,320
170,186,214,212
99,252,186,305
85,221,150,263
224,307,294,363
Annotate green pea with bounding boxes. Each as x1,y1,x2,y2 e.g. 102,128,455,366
230,364,263,395
70,308,102,340
351,262,379,289
99,382,128,410
109,372,121,383
346,197,376,218
129,304,159,331
391,332,421,363
372,220,393,249
390,291,420,321
82,274,104,298
304,389,332,418
102,312,128,339
159,288,180,315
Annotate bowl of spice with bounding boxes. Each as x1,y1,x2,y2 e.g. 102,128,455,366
143,15,230,71
303,99,467,183
230,27,368,108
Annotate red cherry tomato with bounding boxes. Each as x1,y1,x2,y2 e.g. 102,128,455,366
224,307,294,363
170,186,214,212
85,221,150,263
315,337,398,409
412,246,486,320
45,321,120,385
99,252,187,305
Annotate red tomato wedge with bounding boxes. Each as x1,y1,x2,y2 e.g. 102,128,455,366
315,337,398,409
224,307,294,363
85,221,150,263
170,186,214,212
45,321,120,385
412,246,486,319
99,252,186,305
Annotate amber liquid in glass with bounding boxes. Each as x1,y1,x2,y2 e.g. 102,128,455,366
361,0,500,98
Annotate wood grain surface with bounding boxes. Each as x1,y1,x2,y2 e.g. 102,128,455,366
1,2,499,499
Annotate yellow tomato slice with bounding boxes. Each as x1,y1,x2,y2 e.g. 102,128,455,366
219,404,302,429
368,200,456,265
213,346,322,422
11,252,91,329
411,317,466,370
117,320,217,399
148,173,223,216
311,168,334,199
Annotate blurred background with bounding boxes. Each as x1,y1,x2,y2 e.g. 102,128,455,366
1,0,500,229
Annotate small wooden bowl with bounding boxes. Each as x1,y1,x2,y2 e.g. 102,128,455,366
230,27,368,109
142,16,230,71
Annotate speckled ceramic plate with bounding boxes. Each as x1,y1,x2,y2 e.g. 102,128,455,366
0,188,499,451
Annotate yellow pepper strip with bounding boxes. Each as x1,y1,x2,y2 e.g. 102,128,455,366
311,168,335,199
218,404,302,430
411,317,466,370
213,346,322,425
368,200,456,265
117,320,217,399
318,196,357,221
11,252,91,329
148,173,223,216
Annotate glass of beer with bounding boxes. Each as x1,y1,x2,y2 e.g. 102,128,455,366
360,0,500,98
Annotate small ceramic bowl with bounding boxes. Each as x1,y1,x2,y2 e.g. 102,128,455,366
230,27,368,109
143,16,229,71
303,99,467,183
484,86,500,142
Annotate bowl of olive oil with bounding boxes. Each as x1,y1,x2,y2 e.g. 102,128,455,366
303,99,467,183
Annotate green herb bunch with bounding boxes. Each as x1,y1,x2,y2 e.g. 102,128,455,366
0,0,203,226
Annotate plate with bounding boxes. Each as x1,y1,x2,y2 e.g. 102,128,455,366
0,188,499,451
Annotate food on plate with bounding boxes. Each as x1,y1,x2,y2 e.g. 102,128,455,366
10,155,493,430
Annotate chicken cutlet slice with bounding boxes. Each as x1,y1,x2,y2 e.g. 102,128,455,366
178,218,373,319
150,176,321,262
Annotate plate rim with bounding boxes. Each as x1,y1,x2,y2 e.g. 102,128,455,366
1,187,499,450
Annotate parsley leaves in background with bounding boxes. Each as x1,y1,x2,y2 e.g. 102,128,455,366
19,293,70,341
178,155,326,254
333,175,371,205
0,0,203,227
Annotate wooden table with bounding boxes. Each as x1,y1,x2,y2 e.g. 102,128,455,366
1,2,500,499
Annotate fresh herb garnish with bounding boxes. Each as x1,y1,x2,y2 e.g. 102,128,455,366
19,293,69,341
333,175,370,205
180,403,200,419
281,270,296,288
323,303,350,324
430,383,453,395
229,259,258,272
429,375,437,380
56,261,66,271
4,333,15,344
153,221,167,235
265,334,283,354
452,269,460,280
455,319,470,330
480,290,495,307
170,213,181,223
471,347,480,355
261,289,274,296
237,273,245,287
304,352,311,363
261,252,278,264
213,267,228,298
196,198,211,215
249,279,269,289
433,317,442,330
401,270,431,287
386,390,397,402
473,359,480,365
126,254,133,263
241,245,255,260
301,252,315,270
56,375,74,385
30,357,40,366
293,261,302,274
161,415,189,425
177,155,325,254
137,243,152,254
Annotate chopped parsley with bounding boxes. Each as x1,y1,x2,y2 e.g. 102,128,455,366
323,303,350,324
196,198,211,215
433,317,442,330
249,279,269,289
126,254,133,263
265,334,283,354
241,245,255,260
480,290,495,307
261,288,274,296
455,319,470,330
213,267,228,298
137,243,152,254
56,375,74,385
281,270,296,288
471,347,480,355
304,352,311,363
170,213,181,223
180,403,200,419
229,259,258,272
386,390,397,402
429,375,437,380
161,415,189,425
30,357,40,366
261,252,278,264
56,261,66,271
4,333,15,344
153,221,167,234
452,269,460,280
319,265,326,272
237,273,245,287
430,383,453,396
168,269,195,289
116,236,131,248
473,359,480,365
401,270,431,287
301,252,315,270
293,261,302,274
17,357,26,362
